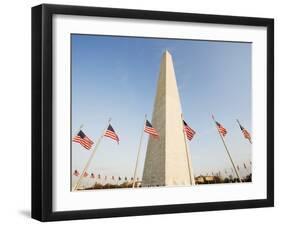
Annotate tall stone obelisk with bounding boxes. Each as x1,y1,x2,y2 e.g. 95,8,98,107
142,50,195,187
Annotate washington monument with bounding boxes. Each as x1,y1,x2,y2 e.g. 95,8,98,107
142,50,195,187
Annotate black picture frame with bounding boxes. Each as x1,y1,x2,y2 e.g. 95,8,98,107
32,4,274,222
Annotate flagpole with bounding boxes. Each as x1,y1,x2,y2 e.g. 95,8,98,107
132,114,146,188
212,115,242,182
73,119,111,191
181,114,195,185
230,168,234,182
71,124,84,190
91,176,95,188
76,124,84,133
244,163,250,175
249,160,252,175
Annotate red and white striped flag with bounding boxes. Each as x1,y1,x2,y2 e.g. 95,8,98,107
182,119,196,141
237,120,252,143
212,115,227,137
216,121,227,136
104,124,119,143
72,130,94,150
73,170,80,177
144,119,159,138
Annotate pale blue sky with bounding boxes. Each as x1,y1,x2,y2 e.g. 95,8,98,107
71,34,252,183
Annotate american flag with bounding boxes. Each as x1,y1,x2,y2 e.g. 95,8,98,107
104,124,119,143
90,173,95,179
83,171,89,177
182,120,196,141
72,130,94,150
238,121,252,143
144,120,159,138
212,115,227,137
73,170,80,177
215,121,227,137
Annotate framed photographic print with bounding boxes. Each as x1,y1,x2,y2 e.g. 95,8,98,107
32,4,274,221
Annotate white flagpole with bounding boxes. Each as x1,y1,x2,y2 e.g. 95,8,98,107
212,115,242,182
181,114,195,185
132,115,146,188
73,119,111,191
90,176,95,189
